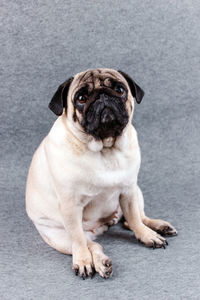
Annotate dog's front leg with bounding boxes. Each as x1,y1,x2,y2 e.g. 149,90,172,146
59,201,94,278
119,185,168,248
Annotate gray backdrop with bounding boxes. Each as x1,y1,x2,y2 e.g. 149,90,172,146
1,1,200,299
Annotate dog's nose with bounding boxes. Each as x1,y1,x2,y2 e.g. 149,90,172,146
100,108,115,124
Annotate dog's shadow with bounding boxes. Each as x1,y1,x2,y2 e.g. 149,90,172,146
97,223,140,246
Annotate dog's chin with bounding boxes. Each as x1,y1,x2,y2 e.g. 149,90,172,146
82,114,129,140
87,121,127,140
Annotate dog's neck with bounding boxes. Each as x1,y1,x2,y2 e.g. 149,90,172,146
62,115,130,153
87,137,115,152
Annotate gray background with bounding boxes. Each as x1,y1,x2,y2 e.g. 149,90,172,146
1,1,200,299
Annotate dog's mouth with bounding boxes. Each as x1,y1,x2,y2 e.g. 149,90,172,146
81,94,129,140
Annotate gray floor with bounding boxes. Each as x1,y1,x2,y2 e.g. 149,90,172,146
1,1,200,299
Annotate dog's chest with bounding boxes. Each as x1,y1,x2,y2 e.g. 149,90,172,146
95,151,136,187
77,146,140,201
80,148,139,224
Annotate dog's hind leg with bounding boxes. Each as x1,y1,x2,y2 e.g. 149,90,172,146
124,186,177,236
34,218,72,255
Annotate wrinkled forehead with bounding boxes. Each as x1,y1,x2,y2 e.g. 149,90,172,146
70,68,127,94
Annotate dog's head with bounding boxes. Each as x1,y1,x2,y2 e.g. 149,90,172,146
49,68,144,140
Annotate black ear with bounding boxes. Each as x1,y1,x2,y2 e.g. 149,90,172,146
48,77,74,116
118,70,144,104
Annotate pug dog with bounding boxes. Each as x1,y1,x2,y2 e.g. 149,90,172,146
26,68,177,279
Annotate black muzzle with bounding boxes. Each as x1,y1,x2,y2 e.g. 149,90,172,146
81,92,129,140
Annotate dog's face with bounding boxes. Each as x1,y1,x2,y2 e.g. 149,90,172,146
49,68,144,140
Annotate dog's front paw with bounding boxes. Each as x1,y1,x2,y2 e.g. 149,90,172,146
93,255,113,279
134,225,168,249
72,248,94,279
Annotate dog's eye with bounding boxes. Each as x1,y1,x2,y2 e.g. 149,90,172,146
78,94,88,104
114,85,125,95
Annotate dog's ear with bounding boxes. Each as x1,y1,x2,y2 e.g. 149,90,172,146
48,77,74,116
118,70,144,104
